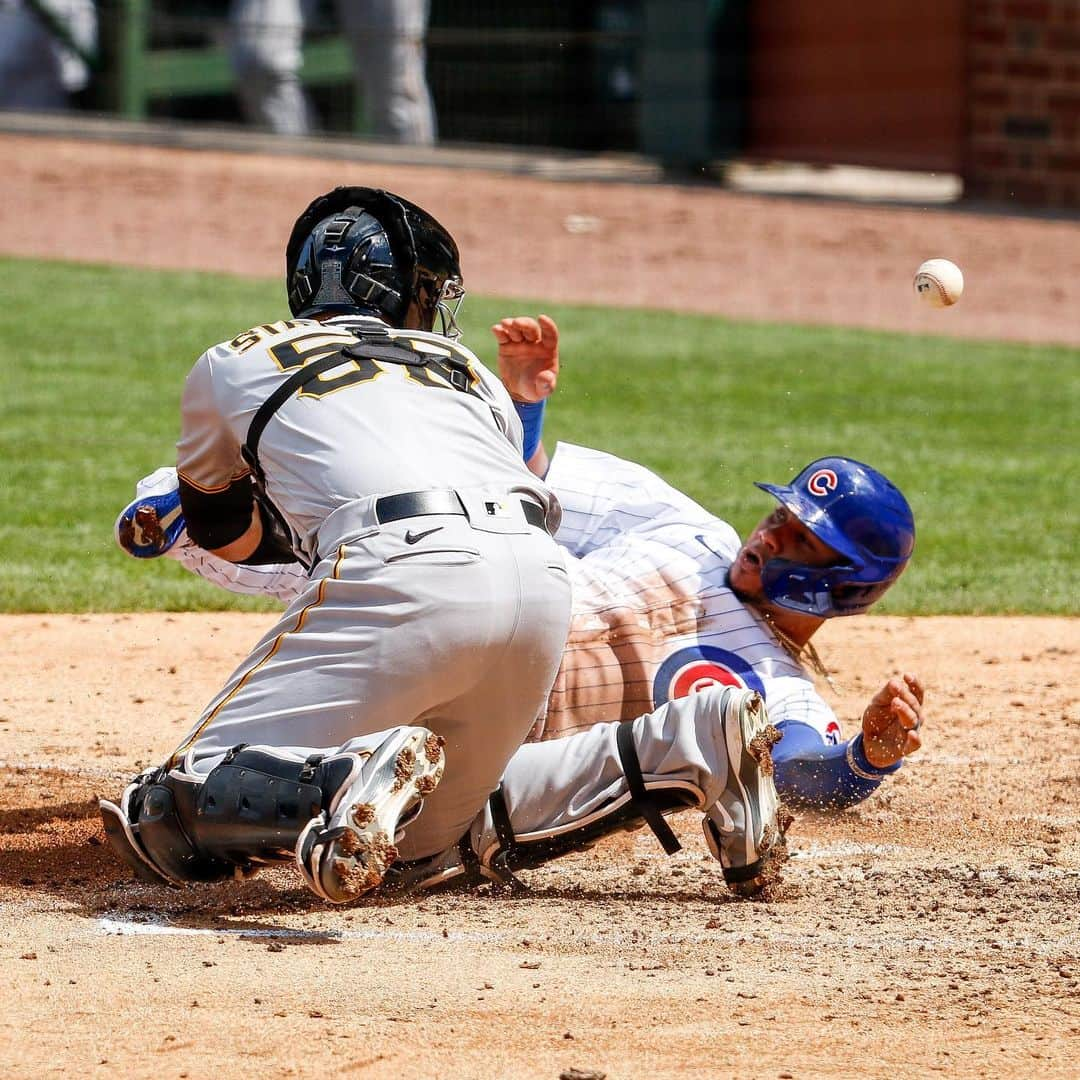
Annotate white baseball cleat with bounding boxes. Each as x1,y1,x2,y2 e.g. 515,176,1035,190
114,467,186,558
295,726,446,904
703,689,789,897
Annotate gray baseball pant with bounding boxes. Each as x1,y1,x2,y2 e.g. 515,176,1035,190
172,507,571,861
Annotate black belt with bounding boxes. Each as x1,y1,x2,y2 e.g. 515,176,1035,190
374,490,550,533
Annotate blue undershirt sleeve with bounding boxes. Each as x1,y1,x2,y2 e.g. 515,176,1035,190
773,720,902,810
513,400,547,462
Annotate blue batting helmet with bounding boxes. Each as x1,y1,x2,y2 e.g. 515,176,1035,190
755,457,915,618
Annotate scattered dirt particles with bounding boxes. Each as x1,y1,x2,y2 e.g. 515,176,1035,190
1,613,1076,1076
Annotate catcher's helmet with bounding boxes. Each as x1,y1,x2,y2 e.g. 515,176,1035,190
755,457,915,618
285,186,464,335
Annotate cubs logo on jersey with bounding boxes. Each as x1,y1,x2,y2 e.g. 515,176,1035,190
653,645,767,706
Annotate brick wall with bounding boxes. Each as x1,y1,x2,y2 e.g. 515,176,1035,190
966,0,1080,207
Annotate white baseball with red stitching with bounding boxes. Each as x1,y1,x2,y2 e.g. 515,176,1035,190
914,258,964,307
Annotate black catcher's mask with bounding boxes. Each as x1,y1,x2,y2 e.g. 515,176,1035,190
285,186,464,335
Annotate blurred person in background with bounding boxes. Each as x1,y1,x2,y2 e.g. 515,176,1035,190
228,0,435,143
0,0,96,111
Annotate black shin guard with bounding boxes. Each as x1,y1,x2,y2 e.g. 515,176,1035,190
102,746,360,885
191,746,331,865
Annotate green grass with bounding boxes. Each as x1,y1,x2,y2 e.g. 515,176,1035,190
1,256,1076,614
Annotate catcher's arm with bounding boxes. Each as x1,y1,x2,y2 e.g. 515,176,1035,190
491,314,559,477
180,476,297,565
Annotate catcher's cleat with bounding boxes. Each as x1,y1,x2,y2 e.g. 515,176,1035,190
702,689,788,898
115,467,186,559
295,726,446,904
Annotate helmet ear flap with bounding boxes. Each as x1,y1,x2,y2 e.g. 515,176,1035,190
287,235,320,314
760,559,841,618
341,230,408,321
760,558,887,617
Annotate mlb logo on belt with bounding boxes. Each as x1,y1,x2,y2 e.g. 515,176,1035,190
653,645,766,706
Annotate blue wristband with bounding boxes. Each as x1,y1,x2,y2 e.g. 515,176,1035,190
513,399,547,461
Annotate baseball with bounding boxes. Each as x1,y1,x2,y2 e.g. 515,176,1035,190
913,258,964,308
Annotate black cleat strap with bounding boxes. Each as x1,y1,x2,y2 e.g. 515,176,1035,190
616,720,682,855
485,784,528,889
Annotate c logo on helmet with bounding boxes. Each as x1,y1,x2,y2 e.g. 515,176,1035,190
807,468,839,497
653,646,767,706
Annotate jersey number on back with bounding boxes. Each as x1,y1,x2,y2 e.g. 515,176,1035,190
268,333,482,401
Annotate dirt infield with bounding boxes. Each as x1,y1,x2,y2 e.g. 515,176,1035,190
1,131,1078,1077
2,614,1077,1077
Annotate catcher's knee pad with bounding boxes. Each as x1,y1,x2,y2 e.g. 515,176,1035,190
100,746,360,886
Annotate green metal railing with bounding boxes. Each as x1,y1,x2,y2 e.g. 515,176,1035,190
100,0,365,130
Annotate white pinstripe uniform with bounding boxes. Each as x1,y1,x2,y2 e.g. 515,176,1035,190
535,443,838,742
167,314,572,862
460,444,841,867
167,441,838,746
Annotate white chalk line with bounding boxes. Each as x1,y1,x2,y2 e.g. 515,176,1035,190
0,758,128,781
96,918,517,946
96,916,1080,959
922,753,1080,766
